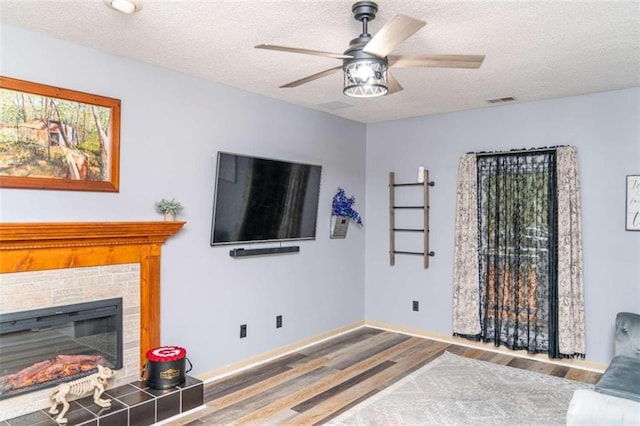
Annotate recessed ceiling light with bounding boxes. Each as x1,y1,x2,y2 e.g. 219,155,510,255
104,0,142,14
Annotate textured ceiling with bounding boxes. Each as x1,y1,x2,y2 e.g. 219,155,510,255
1,0,639,123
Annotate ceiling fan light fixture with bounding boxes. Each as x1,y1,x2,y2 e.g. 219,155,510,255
257,2,483,97
343,59,388,98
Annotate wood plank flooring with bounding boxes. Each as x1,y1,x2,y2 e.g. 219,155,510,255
170,327,601,425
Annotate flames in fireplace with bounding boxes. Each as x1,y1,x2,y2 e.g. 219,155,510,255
0,355,107,397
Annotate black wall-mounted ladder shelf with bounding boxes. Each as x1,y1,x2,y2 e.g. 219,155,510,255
389,170,435,269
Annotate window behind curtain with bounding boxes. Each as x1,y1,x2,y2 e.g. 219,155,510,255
476,152,558,354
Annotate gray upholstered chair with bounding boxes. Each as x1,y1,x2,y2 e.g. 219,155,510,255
567,312,640,425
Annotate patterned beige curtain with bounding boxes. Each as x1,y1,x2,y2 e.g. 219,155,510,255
556,146,586,355
453,147,585,357
452,154,480,336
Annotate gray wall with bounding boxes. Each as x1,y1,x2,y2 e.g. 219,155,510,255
0,24,367,375
365,88,640,363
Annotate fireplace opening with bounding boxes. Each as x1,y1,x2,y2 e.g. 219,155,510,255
0,298,123,400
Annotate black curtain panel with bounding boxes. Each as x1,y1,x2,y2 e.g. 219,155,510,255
476,151,559,355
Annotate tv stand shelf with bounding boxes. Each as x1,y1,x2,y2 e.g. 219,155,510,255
229,246,300,257
389,170,435,269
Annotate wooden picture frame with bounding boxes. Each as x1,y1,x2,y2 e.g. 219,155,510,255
626,175,640,231
0,76,120,192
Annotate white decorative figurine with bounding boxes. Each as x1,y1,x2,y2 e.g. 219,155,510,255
48,365,115,424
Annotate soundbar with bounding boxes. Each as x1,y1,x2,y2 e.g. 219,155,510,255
229,246,300,258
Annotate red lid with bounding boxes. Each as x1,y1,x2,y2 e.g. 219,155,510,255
146,345,186,362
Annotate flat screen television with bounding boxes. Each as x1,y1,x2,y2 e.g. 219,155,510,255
210,152,322,246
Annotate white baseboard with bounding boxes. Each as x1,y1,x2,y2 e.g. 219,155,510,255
365,319,607,373
197,320,365,383
195,319,606,383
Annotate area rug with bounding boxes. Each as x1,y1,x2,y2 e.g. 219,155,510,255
327,351,592,426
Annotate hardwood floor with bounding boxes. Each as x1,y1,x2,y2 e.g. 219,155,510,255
170,327,601,425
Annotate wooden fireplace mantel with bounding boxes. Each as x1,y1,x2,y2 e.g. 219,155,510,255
0,221,185,368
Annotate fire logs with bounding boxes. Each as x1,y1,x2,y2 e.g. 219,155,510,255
0,354,107,395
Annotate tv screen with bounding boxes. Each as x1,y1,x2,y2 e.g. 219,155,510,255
211,152,322,245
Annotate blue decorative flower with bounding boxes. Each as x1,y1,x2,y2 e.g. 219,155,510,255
332,187,363,225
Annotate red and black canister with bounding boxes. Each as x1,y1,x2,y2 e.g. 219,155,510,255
143,345,192,389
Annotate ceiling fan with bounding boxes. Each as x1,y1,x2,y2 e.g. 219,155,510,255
255,1,485,98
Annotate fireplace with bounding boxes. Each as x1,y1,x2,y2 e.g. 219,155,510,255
0,221,185,421
0,298,123,400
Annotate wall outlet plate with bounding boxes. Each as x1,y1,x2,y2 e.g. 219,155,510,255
240,324,247,338
412,300,419,312
276,315,282,328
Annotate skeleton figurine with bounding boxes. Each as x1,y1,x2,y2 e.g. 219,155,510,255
48,365,115,424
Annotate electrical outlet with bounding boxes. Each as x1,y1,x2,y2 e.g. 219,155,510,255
412,300,419,312
240,324,247,338
276,315,283,328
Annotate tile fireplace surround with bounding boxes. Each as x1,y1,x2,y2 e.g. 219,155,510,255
0,222,187,422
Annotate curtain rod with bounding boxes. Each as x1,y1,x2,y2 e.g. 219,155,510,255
469,145,567,158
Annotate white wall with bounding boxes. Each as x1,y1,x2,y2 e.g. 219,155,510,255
365,88,640,364
0,23,367,375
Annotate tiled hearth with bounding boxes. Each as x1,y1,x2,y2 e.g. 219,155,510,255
2,376,203,426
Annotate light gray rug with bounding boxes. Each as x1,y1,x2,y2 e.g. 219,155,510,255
328,351,592,426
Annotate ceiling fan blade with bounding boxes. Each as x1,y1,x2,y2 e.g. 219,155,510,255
386,72,403,94
363,15,426,58
389,54,485,69
255,44,352,60
280,66,343,88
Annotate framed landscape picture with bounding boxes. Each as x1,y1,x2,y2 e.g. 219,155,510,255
0,76,120,192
